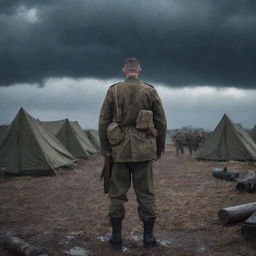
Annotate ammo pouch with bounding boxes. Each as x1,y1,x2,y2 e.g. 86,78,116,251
107,122,123,146
136,110,158,137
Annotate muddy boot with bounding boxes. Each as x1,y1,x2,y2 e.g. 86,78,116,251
109,217,122,250
143,219,156,248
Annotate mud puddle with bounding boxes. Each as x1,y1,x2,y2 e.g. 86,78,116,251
158,229,213,254
98,229,213,254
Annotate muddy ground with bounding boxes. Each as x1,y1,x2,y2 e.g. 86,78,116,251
1,145,256,256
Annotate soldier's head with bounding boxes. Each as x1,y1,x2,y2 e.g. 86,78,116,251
123,57,142,78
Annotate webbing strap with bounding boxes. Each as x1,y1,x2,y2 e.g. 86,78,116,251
113,84,121,123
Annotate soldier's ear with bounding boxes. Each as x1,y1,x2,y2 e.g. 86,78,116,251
122,68,125,74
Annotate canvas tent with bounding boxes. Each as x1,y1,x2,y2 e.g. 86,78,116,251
196,114,256,161
42,119,99,158
0,125,8,139
250,125,256,143
85,129,100,151
41,120,65,135
0,108,76,175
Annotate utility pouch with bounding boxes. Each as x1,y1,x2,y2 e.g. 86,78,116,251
136,110,158,137
107,121,123,146
136,110,154,130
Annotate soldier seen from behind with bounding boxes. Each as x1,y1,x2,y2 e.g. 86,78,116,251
173,130,207,157
98,58,167,249
184,132,193,156
190,131,202,152
173,132,184,157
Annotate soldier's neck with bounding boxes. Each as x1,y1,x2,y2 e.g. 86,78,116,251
126,74,139,79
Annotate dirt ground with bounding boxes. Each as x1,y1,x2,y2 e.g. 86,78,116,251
1,145,256,256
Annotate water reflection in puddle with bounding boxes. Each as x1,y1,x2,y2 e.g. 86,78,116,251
97,230,211,253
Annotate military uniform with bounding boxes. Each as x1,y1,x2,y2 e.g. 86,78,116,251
185,133,193,155
174,133,184,157
98,76,167,221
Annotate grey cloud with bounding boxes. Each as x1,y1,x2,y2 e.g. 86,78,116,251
0,0,256,88
1,79,256,130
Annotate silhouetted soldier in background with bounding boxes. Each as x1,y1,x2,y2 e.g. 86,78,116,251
173,132,184,157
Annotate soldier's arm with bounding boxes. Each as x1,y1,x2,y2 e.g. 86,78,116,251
151,88,167,157
98,89,113,156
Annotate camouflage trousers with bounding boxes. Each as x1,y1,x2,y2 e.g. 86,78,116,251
108,161,156,221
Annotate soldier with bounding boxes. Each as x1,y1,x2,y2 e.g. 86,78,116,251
173,132,184,157
184,132,193,156
192,132,201,152
98,58,167,249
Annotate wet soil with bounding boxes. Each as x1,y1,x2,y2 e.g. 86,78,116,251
1,146,256,255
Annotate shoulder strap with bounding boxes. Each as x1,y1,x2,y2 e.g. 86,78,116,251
109,82,120,88
144,82,154,88
113,84,121,123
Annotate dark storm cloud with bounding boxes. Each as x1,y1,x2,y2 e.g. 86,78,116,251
0,0,256,88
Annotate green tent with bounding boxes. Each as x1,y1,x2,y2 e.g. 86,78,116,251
196,114,256,161
0,125,9,139
43,119,98,158
85,129,100,151
250,125,256,143
0,108,76,175
41,120,65,135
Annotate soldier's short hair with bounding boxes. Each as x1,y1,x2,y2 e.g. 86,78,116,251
124,57,141,71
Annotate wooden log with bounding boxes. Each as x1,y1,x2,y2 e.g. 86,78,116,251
218,203,256,224
0,236,47,256
212,167,239,181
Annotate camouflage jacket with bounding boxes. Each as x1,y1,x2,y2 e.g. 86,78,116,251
98,76,167,162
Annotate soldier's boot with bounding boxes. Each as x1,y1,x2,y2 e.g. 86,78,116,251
109,217,122,250
143,219,156,248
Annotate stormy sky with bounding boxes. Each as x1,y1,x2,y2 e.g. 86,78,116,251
0,0,256,130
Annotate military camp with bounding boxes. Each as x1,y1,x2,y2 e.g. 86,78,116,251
42,119,99,159
0,108,101,176
1,107,256,255
1,1,256,254
0,108,76,175
196,114,256,161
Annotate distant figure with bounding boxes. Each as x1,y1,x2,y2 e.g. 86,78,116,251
192,132,202,152
98,58,167,249
184,132,193,156
173,132,184,156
